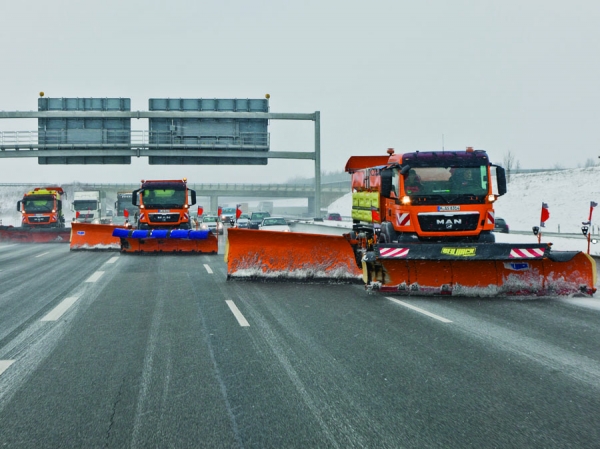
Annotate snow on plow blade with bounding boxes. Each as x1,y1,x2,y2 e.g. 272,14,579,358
366,243,597,297
70,223,122,250
225,228,362,282
112,228,218,253
0,226,70,243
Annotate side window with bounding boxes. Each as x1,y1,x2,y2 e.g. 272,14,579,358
391,168,399,196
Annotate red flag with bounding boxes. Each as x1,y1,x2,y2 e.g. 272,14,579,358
76,211,80,219
218,206,222,217
236,204,242,219
371,207,381,223
540,202,550,227
589,201,598,222
124,209,129,218
197,206,203,216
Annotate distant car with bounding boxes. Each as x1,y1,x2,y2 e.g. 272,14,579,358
236,214,250,228
494,217,509,233
259,216,291,232
249,211,271,229
200,215,223,235
326,213,342,221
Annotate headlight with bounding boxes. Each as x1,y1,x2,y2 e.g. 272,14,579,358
401,196,411,205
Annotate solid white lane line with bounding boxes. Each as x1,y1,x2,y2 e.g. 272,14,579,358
107,256,119,264
0,244,17,250
386,297,453,323
0,360,15,376
41,296,80,322
226,300,250,327
204,264,213,274
85,271,105,283
35,252,49,258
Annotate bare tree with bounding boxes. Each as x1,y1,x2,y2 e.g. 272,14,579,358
584,157,596,168
503,151,515,183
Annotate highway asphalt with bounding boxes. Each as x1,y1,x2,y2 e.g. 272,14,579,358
0,239,599,448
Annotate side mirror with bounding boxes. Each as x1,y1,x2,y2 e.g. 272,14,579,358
532,226,539,236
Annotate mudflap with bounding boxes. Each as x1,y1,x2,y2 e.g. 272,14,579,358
0,226,70,243
70,223,122,250
225,228,362,282
365,242,597,297
114,228,218,254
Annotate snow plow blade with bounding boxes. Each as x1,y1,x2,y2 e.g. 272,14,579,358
70,223,122,250
365,243,596,297
225,228,362,282
112,228,218,254
0,226,70,243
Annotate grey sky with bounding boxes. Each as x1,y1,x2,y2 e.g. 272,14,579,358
1,0,599,184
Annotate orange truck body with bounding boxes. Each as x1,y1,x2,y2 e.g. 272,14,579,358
16,186,65,228
132,179,197,230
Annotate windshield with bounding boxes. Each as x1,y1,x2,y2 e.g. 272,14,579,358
23,196,55,212
263,218,287,226
142,188,186,208
203,216,218,223
403,166,488,203
252,212,270,220
73,200,98,211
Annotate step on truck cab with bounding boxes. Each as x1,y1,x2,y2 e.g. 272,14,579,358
132,179,196,230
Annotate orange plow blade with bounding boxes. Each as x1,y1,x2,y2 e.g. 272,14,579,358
225,228,362,282
0,226,70,243
70,223,122,250
367,243,596,297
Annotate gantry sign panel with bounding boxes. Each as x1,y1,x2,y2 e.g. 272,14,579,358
37,97,132,165
147,98,269,165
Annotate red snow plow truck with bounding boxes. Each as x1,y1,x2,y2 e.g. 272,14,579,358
226,148,596,297
71,178,218,254
0,186,70,243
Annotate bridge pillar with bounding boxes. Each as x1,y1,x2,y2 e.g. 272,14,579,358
209,196,220,213
308,197,315,217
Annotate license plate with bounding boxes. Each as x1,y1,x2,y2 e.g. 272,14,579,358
438,206,460,212
158,210,171,213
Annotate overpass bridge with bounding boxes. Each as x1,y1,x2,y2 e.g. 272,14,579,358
0,182,349,215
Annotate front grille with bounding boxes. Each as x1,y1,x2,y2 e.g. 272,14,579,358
149,213,179,223
29,216,50,223
418,213,479,232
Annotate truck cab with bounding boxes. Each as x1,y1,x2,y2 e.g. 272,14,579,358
132,179,196,230
17,187,65,228
71,191,106,224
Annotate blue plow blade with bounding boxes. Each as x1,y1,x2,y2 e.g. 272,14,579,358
111,228,210,240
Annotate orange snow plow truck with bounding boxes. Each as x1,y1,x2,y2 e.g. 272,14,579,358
226,148,596,297
0,187,70,243
71,178,218,253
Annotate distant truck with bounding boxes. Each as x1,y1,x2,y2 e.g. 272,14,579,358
16,186,66,228
115,191,138,218
71,191,108,224
132,179,196,229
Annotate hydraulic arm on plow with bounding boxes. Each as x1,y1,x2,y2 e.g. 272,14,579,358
226,148,596,296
